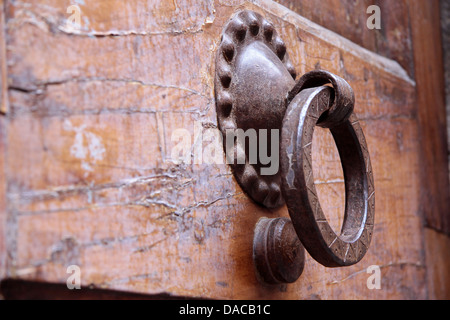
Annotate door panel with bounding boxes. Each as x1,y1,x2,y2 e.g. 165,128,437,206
0,0,449,299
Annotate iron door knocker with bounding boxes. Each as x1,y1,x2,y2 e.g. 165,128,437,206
214,10,374,284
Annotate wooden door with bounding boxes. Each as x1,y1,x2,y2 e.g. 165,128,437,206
0,0,449,300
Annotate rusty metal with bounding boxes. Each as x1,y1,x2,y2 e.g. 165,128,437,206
215,10,374,284
288,70,355,128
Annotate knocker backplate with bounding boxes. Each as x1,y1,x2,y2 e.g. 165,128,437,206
214,10,297,208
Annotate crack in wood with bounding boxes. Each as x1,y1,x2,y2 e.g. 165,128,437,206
9,77,209,99
8,3,210,38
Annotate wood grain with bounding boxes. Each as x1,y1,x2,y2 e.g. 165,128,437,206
276,0,415,78
409,0,450,235
424,228,450,299
0,0,444,299
442,0,450,178
0,0,6,115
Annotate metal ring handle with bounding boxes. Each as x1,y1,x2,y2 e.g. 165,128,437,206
280,86,375,267
288,70,355,128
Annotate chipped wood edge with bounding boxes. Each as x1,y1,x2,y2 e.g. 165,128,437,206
251,0,416,87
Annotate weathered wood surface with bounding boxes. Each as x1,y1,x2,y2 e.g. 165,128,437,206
409,0,450,235
410,1,450,299
276,0,415,78
425,228,450,300
0,0,447,299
